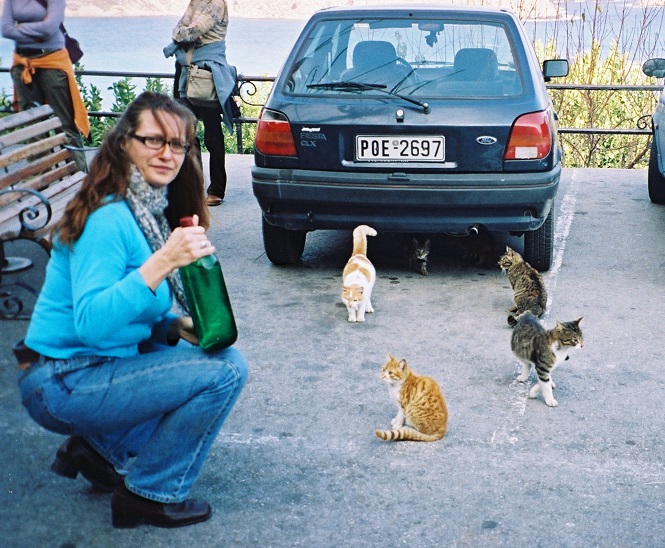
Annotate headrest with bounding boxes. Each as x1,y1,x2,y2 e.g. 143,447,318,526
353,41,397,71
453,48,499,80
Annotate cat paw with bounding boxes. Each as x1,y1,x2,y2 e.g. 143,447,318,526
516,374,529,383
545,398,558,407
347,317,357,323
356,316,366,322
365,306,374,314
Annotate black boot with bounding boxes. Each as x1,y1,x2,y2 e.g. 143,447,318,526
51,436,123,492
111,484,212,528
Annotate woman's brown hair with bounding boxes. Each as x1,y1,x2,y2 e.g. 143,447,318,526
53,91,209,246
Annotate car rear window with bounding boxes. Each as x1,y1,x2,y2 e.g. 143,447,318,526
285,17,524,99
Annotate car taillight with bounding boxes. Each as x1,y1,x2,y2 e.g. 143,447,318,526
255,109,297,157
504,111,552,160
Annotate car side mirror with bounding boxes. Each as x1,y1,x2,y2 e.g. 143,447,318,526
643,58,665,78
542,59,569,82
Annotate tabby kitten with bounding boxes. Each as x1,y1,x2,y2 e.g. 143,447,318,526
498,246,548,327
342,224,377,322
511,312,584,407
407,237,431,276
375,355,448,442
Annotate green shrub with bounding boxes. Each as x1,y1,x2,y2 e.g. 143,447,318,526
538,40,656,169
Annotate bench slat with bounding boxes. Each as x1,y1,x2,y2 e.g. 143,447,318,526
0,133,69,171
0,150,76,195
0,116,64,149
0,104,55,133
0,171,84,241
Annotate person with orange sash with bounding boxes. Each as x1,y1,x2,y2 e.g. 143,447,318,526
1,0,89,172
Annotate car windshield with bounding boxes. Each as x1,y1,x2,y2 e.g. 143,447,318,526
285,17,524,98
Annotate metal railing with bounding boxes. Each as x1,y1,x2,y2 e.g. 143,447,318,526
1,68,661,151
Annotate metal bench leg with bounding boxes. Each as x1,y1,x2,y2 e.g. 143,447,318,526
0,241,33,274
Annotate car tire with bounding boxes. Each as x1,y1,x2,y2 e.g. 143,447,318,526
262,217,306,265
648,139,665,205
523,205,554,271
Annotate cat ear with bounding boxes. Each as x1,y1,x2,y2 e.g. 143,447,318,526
423,239,431,249
575,317,583,325
399,359,407,370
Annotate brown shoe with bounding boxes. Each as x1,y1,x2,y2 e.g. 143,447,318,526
51,436,123,492
111,484,212,528
206,195,223,206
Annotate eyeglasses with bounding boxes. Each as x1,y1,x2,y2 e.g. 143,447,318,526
129,133,191,154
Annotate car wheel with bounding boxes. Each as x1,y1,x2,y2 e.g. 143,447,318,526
262,217,306,265
648,138,665,204
523,205,554,271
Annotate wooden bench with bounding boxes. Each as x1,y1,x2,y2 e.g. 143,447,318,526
0,105,86,318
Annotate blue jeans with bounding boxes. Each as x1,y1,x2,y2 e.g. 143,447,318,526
18,343,248,503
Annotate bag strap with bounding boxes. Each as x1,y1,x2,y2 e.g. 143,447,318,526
34,0,69,37
186,45,194,67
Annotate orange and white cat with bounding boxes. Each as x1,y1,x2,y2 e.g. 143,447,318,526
375,355,448,442
342,224,377,322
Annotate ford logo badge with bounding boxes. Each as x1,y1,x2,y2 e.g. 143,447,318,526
476,136,498,145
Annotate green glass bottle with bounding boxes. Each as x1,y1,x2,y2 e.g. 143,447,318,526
178,217,238,351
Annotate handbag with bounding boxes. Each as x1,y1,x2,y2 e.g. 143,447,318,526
35,0,83,64
63,30,83,64
184,46,219,108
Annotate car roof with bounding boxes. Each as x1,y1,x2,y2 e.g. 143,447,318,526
312,5,518,18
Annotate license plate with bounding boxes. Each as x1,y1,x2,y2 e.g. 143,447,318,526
355,135,445,161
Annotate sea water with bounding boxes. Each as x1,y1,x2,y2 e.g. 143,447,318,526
0,17,306,103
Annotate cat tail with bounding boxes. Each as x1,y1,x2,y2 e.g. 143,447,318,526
352,225,377,256
374,427,444,442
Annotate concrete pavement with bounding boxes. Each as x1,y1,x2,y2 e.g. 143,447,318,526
1,155,664,547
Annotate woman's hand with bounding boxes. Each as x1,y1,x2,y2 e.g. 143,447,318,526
139,214,216,292
168,316,198,346
162,214,215,267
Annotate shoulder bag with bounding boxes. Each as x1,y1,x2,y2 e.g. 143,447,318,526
184,46,219,108
35,0,83,63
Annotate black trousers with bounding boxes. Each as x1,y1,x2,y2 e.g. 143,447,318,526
174,63,227,199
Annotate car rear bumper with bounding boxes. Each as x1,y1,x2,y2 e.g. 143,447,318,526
251,166,560,233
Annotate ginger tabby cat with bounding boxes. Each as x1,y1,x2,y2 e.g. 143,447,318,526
375,355,448,442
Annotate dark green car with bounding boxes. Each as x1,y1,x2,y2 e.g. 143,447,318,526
252,6,568,270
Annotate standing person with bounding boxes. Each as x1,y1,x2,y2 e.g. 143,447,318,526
1,0,89,172
164,0,237,206
14,92,248,528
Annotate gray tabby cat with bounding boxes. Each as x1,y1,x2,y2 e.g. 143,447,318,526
407,237,430,276
498,246,548,327
511,312,584,407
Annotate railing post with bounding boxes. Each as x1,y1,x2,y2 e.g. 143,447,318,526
235,121,243,154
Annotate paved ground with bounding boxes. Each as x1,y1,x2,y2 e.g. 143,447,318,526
1,155,665,547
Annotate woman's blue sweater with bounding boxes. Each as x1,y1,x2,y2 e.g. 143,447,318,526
25,201,176,359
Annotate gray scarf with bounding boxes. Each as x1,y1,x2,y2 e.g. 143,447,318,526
124,166,189,314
